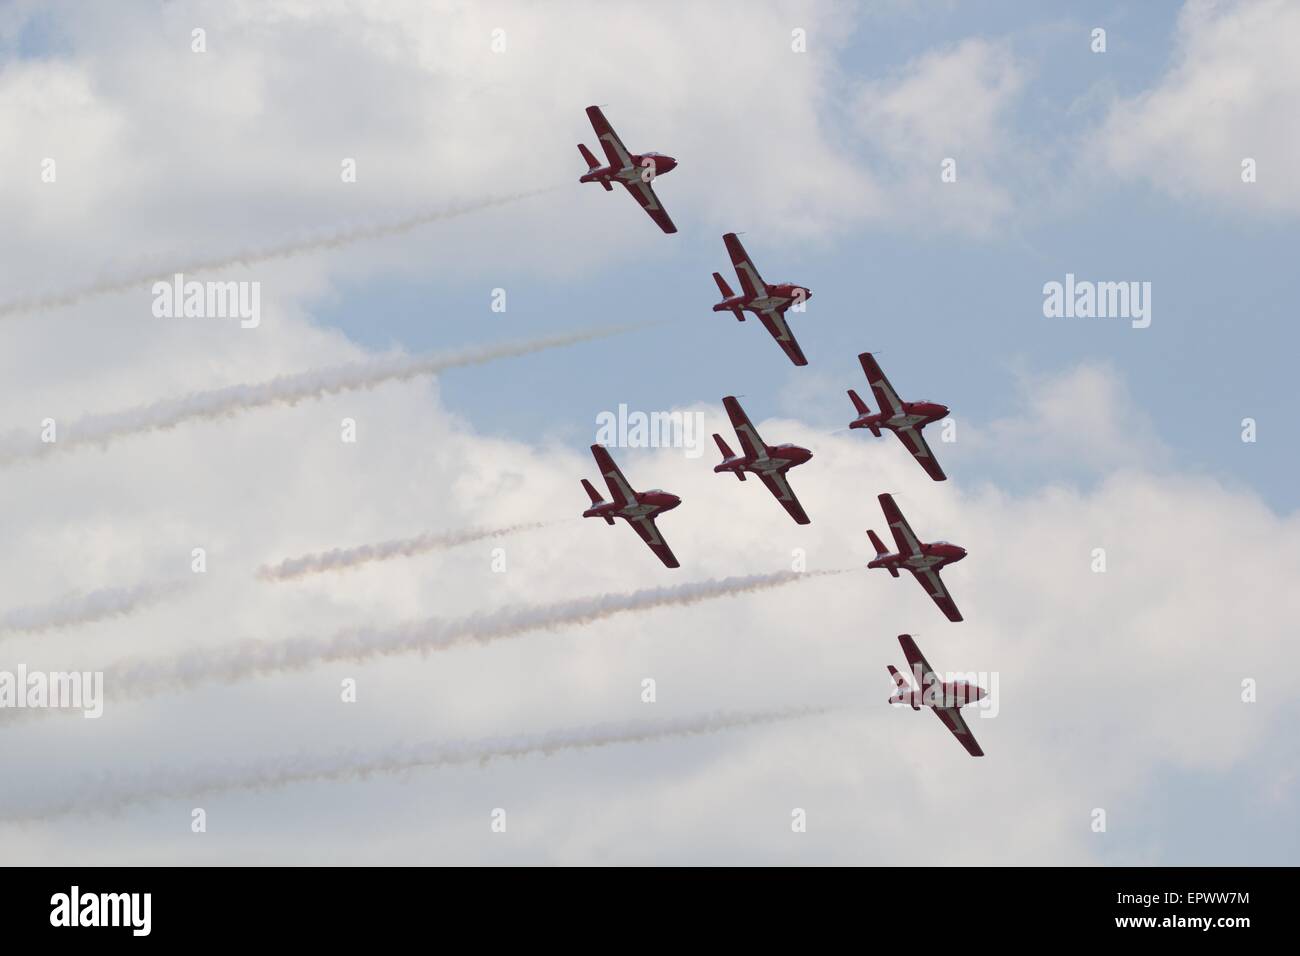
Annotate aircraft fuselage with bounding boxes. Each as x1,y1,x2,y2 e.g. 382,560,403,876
584,489,681,524
869,540,967,573
580,152,678,186
713,282,811,317
894,680,985,710
715,443,812,477
852,400,948,435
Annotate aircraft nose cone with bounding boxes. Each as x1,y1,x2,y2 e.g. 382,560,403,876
659,156,677,172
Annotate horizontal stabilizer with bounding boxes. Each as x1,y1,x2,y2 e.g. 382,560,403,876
713,434,745,479
582,477,614,524
578,143,613,189
712,271,735,299
887,666,919,709
868,528,899,576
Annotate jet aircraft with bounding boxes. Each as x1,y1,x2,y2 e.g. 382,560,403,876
711,233,812,366
579,106,678,233
866,493,966,622
581,444,682,568
887,633,986,757
712,396,813,524
848,352,950,481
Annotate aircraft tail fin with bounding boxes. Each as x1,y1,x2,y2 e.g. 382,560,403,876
713,434,745,479
582,478,615,523
887,667,918,708
712,273,743,320
578,144,613,190
848,388,870,415
868,529,900,576
889,665,920,712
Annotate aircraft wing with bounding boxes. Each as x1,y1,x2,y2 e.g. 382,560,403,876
753,307,808,366
898,634,938,687
911,567,963,622
723,233,766,299
721,396,765,460
619,178,677,234
757,470,811,525
897,426,947,481
933,706,984,757
859,353,904,418
878,493,922,556
585,106,633,168
590,444,635,507
626,515,680,568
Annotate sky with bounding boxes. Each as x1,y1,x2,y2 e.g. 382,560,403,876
0,0,1297,865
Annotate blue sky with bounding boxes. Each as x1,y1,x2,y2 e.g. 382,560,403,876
306,0,1297,512
1,0,1296,866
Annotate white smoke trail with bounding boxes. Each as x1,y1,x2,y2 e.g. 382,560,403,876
109,570,844,699
0,189,553,319
0,705,835,821
0,580,190,638
0,326,634,465
257,521,555,581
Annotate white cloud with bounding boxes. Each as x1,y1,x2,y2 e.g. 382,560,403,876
856,37,1028,234
1,352,1296,863
958,361,1169,475
0,0,876,303
0,0,1293,866
1094,0,1300,215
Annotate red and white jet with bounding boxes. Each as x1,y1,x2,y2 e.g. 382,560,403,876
867,493,967,622
711,233,812,366
712,396,813,525
848,352,950,482
578,106,678,234
581,444,682,568
887,633,986,757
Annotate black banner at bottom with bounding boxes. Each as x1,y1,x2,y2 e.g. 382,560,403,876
0,866,1276,942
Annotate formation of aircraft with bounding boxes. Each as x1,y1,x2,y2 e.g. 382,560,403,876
576,105,987,756
579,106,678,234
848,352,950,481
711,233,812,367
712,396,813,524
581,444,681,568
887,634,985,757
867,493,967,622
